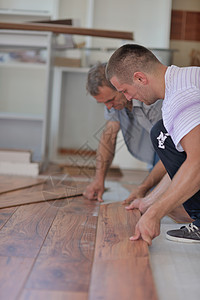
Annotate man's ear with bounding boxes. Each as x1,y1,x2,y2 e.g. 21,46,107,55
133,72,148,84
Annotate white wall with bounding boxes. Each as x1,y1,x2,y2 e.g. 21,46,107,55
59,0,172,49
59,70,105,150
0,0,172,169
57,0,172,169
59,0,172,66
92,0,172,48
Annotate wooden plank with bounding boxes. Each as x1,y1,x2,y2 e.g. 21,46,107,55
0,22,134,40
0,202,59,258
26,257,93,292
0,175,45,195
89,202,158,300
93,202,147,260
0,181,87,209
24,197,99,295
89,258,157,300
32,18,73,25
0,256,34,300
0,207,18,230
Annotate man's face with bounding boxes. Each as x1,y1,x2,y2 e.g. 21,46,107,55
94,85,129,110
110,75,157,105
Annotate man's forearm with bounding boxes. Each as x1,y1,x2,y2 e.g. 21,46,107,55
95,141,115,181
145,173,170,199
148,159,200,221
95,121,120,181
148,127,200,220
139,160,167,192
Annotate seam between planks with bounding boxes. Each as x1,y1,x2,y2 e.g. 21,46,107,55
0,206,19,231
16,201,62,300
0,193,83,210
88,203,158,300
0,181,46,196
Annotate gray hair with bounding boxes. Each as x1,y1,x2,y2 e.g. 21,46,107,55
86,62,116,96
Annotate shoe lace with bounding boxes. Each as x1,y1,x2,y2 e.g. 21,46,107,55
182,223,199,233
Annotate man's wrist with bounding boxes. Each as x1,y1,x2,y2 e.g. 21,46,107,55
137,184,149,195
94,173,105,184
146,202,164,220
139,177,156,193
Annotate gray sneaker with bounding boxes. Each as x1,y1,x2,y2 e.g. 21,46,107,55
166,223,200,243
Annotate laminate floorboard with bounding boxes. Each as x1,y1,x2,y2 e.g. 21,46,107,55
92,202,147,259
0,256,34,300
23,197,99,296
0,169,198,300
0,200,60,300
89,202,158,300
0,175,45,194
0,206,18,230
0,202,59,258
0,172,158,300
0,181,87,209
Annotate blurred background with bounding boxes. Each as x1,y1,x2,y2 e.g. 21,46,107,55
0,0,199,174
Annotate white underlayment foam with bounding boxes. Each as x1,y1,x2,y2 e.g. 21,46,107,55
101,181,130,204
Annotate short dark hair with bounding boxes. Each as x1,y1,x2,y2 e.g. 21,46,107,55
106,44,160,84
86,62,116,96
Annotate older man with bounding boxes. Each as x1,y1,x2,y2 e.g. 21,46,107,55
83,62,164,203
106,44,200,244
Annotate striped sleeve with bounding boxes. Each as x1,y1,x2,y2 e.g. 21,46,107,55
167,88,200,151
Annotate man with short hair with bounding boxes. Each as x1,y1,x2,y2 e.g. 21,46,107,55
106,44,200,245
83,62,163,202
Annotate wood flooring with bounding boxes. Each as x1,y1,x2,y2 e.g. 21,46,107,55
89,203,157,300
0,172,157,300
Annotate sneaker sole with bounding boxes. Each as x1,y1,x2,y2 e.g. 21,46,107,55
166,233,200,243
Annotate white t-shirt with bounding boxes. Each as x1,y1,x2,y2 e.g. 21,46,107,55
162,65,200,152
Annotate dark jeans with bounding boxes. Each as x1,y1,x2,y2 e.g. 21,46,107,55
151,119,200,227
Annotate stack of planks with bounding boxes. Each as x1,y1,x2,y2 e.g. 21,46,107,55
0,174,157,300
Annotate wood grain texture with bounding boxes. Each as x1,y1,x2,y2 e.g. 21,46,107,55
94,202,147,260
89,258,157,300
0,207,18,230
26,257,93,292
25,197,99,293
0,175,45,195
89,202,158,300
0,256,34,300
0,22,134,40
0,173,158,299
0,181,87,209
0,202,59,258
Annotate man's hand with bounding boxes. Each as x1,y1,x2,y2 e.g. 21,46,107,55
83,180,105,202
125,193,156,214
129,212,160,246
125,197,146,214
123,186,147,205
